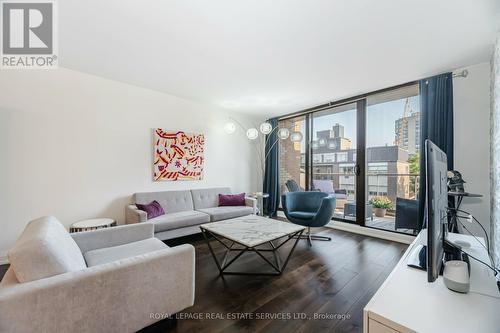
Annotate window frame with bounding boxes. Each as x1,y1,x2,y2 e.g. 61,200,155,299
277,80,420,235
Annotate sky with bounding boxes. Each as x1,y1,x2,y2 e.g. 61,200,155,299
311,96,420,148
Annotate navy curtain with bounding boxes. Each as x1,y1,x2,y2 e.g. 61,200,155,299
418,73,454,230
263,118,280,217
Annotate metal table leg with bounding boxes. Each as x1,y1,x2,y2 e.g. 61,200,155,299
200,227,304,276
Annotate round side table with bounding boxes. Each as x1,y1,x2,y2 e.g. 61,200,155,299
248,192,269,216
70,218,116,233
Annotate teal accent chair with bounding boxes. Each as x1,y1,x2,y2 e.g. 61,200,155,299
281,192,336,246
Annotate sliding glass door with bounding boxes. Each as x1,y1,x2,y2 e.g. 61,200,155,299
278,83,420,234
365,85,420,234
310,103,358,221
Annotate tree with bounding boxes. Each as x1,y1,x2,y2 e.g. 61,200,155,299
408,154,420,197
408,154,420,174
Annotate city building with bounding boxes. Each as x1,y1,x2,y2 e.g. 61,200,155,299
279,123,412,205
309,125,410,203
394,99,420,155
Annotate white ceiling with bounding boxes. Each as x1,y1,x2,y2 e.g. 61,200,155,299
59,1,500,117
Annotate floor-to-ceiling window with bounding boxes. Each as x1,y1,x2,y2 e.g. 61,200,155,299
365,85,420,234
278,83,420,235
310,103,358,221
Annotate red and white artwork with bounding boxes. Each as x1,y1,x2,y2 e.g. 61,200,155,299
153,129,205,181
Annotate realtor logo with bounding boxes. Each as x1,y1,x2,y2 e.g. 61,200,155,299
1,0,57,68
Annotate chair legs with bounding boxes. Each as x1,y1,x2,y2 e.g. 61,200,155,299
296,227,331,246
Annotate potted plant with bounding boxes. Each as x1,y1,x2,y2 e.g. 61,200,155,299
369,197,393,218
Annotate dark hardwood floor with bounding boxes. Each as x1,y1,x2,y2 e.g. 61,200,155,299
0,228,407,333
168,228,406,333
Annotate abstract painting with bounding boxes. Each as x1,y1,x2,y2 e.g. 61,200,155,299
153,129,205,181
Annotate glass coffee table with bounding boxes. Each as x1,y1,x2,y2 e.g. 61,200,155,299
200,215,305,276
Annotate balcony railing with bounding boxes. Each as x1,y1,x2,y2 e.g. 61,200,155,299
366,173,420,200
279,171,419,235
312,172,420,202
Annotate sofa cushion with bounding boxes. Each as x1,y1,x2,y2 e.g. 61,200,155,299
312,179,334,193
136,200,165,220
219,193,246,206
83,238,168,267
288,211,316,220
197,206,254,222
134,190,194,214
191,187,231,209
7,216,87,283
149,210,210,232
334,193,348,200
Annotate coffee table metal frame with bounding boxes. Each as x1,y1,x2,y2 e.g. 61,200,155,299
200,226,304,276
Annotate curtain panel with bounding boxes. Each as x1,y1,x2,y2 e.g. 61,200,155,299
263,118,280,217
418,73,454,230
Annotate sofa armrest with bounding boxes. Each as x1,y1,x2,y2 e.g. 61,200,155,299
0,244,195,333
126,204,147,224
245,197,258,214
71,222,154,253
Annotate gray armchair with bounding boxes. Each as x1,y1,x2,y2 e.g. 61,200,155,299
0,216,195,333
282,192,336,246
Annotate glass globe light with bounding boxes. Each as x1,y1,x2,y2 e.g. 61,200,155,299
259,122,273,135
277,128,290,140
224,122,236,134
246,128,259,140
290,131,303,142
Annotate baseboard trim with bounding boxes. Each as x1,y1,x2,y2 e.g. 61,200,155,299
0,251,8,265
327,221,415,244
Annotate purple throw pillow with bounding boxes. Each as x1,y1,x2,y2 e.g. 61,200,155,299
219,193,246,207
135,200,165,220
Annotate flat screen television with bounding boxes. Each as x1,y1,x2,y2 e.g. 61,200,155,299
407,140,450,280
425,139,449,282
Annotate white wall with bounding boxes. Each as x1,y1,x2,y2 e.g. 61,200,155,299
490,37,500,270
0,68,263,259
453,62,491,238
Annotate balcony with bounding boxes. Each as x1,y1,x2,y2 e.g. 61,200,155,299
313,172,420,235
330,211,416,234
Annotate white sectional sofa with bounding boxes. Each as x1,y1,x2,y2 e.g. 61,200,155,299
0,216,195,333
126,187,257,240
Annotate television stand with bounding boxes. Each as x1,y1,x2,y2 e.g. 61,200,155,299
364,231,500,333
406,238,470,275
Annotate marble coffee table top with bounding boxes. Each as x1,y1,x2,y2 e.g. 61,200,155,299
200,215,305,248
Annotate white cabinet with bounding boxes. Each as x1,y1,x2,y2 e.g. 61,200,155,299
368,319,399,333
364,231,500,333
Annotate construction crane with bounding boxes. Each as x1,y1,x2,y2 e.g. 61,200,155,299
395,98,411,149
